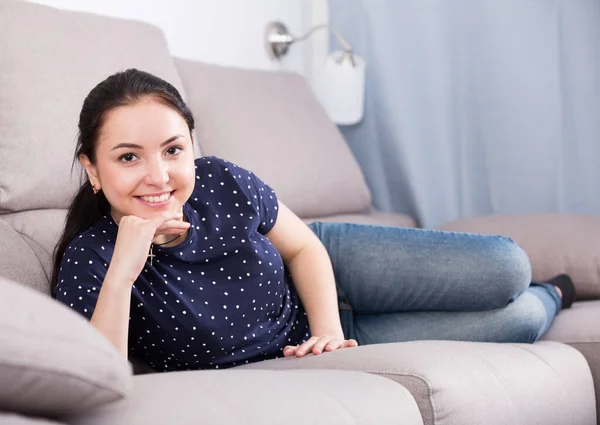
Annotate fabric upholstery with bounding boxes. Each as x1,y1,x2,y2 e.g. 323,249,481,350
1,210,68,293
0,0,186,213
543,300,600,423
303,210,418,228
0,219,48,293
0,277,132,418
174,58,372,218
436,213,600,299
0,414,64,425
240,340,597,425
65,369,423,425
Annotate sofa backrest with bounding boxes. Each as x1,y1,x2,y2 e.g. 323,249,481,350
0,0,189,292
0,0,188,214
0,0,372,294
175,58,372,219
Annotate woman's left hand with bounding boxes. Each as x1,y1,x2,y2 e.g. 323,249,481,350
283,335,358,357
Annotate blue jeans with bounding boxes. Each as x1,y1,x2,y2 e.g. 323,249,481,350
307,221,561,344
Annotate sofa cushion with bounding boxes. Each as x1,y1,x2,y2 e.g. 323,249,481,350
1,210,68,293
0,413,64,425
543,299,600,423
436,213,600,300
64,369,423,425
0,219,48,293
303,210,418,228
174,58,372,218
240,340,596,425
0,277,132,418
0,0,187,213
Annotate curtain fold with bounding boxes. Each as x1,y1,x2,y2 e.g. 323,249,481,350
329,0,600,228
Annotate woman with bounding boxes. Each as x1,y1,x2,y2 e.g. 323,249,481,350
53,69,575,372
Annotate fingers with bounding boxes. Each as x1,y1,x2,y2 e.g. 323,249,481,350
151,212,190,235
149,211,184,229
341,339,358,348
283,338,359,358
312,337,334,355
283,345,297,357
155,220,191,235
294,337,319,357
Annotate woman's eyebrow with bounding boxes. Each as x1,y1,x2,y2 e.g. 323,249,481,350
110,134,184,151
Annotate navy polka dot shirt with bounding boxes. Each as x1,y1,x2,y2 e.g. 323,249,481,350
56,156,310,371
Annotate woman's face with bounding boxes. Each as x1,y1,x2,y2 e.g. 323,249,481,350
81,98,196,223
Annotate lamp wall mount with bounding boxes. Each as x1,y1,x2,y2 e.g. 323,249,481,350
265,20,357,67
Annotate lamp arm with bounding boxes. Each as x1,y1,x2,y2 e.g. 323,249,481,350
265,20,358,65
293,24,354,55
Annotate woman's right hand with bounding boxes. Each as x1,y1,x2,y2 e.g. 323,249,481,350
107,211,191,285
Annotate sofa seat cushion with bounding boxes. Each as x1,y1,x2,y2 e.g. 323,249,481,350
240,340,596,425
543,299,600,423
303,210,418,228
0,277,132,419
64,369,423,425
175,58,372,219
0,0,187,213
436,213,600,299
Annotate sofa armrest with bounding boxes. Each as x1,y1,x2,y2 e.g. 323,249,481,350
64,369,423,425
240,340,596,425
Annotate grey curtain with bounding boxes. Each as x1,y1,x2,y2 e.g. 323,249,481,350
329,0,600,228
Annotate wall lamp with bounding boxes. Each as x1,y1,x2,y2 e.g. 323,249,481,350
265,21,365,125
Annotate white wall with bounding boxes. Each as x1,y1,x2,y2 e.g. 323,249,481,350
27,0,329,82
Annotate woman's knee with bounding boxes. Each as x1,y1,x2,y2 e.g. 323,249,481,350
498,292,547,343
489,235,532,305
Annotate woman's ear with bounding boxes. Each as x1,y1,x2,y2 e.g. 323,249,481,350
79,154,100,191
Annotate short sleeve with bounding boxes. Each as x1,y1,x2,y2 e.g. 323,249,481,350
226,160,279,234
55,236,109,321
247,172,278,234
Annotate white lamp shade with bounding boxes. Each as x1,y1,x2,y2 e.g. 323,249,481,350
314,50,366,125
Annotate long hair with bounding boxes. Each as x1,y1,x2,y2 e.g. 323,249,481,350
51,69,195,297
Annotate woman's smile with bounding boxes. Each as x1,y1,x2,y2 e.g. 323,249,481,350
135,190,176,208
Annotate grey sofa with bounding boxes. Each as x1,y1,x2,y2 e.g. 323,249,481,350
1,1,599,424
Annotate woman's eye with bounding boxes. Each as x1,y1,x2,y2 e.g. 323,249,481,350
118,153,137,163
166,146,183,156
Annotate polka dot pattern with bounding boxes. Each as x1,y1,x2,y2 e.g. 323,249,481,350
56,157,310,371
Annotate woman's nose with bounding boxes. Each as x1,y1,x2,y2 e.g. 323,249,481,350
145,160,169,186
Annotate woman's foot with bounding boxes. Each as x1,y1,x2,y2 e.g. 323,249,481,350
548,274,576,309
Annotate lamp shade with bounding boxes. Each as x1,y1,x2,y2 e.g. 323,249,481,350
313,50,366,125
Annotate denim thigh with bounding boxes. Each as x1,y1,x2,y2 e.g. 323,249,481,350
308,221,532,314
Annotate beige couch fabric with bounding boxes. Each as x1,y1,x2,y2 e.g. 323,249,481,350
0,0,187,213
0,414,64,425
543,299,600,423
2,210,68,292
240,341,597,425
303,210,418,228
436,213,600,299
0,219,48,293
175,58,372,219
0,277,132,418
65,369,423,425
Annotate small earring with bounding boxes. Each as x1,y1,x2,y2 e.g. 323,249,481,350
91,183,98,195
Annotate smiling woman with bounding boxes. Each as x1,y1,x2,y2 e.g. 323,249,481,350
51,68,573,373
80,100,195,236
